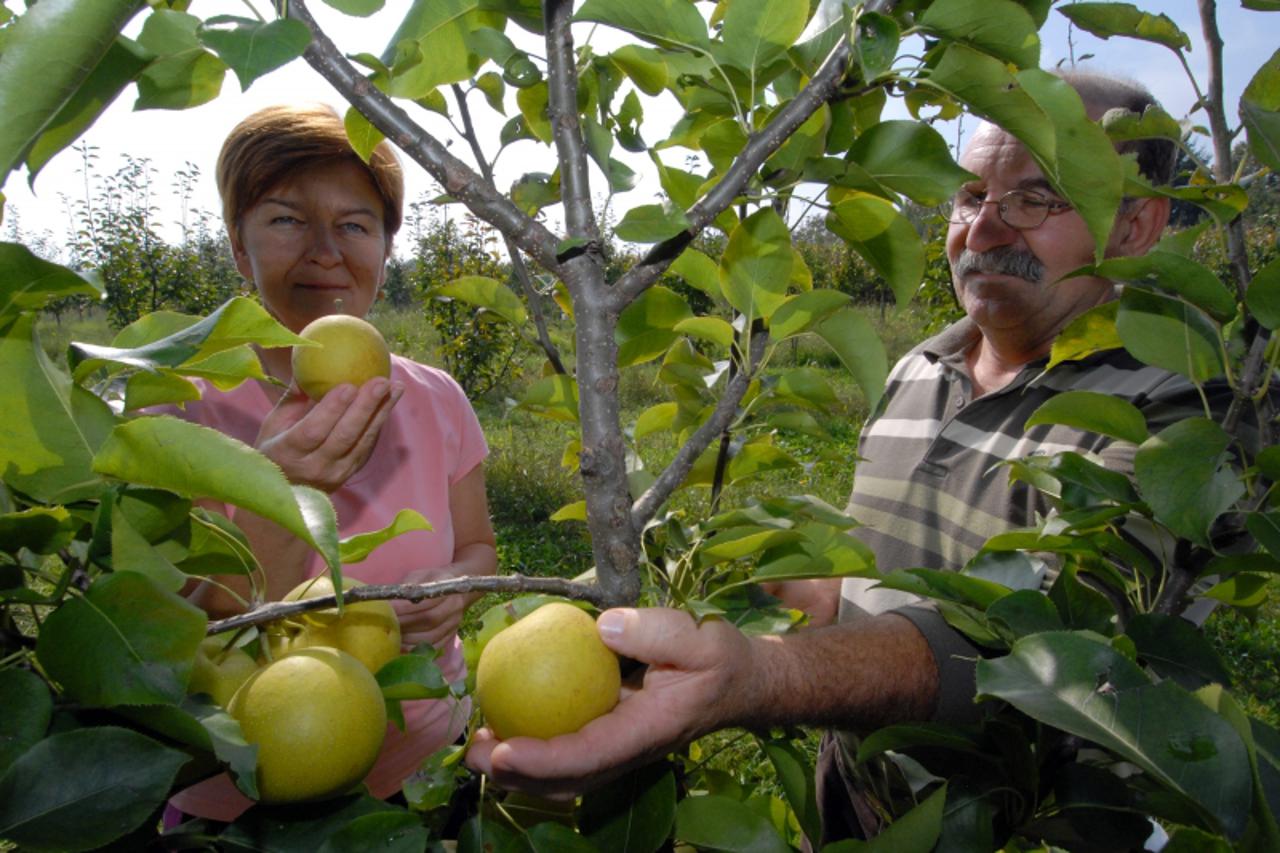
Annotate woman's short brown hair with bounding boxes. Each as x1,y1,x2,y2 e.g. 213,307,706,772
216,103,404,241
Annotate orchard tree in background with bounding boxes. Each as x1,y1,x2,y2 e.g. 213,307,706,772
1,0,1280,850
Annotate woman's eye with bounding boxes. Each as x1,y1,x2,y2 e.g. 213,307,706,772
270,215,300,225
341,222,369,234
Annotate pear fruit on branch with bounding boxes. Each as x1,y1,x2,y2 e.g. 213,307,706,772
229,647,386,803
263,574,402,675
188,635,259,707
291,310,391,400
475,602,621,739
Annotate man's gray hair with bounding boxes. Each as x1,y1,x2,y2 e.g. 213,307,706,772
1058,69,1179,186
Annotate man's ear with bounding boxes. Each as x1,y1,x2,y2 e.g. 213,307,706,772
1106,195,1171,258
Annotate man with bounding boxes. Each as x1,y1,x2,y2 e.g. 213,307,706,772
466,71,1192,838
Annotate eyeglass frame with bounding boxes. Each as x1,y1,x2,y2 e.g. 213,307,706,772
947,188,1074,231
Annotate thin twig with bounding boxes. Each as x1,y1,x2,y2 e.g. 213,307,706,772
207,573,608,636
282,0,563,275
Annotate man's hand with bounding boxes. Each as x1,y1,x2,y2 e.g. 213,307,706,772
465,607,758,797
256,377,403,492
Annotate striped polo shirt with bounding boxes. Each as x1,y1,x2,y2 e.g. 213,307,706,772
838,316,1215,719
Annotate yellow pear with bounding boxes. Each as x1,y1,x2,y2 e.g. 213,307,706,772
264,575,401,675
229,647,386,803
188,635,259,707
291,314,391,400
475,602,621,740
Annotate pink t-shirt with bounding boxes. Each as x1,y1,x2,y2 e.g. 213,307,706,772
168,355,487,819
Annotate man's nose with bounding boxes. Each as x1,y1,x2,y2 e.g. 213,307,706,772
964,200,1018,254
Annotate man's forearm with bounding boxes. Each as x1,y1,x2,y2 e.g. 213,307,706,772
735,613,939,732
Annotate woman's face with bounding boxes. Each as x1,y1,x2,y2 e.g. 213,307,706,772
231,159,389,333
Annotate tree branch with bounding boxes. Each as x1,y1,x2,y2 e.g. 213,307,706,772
451,83,567,374
283,0,563,275
206,574,607,636
632,327,770,528
608,36,852,312
544,0,600,244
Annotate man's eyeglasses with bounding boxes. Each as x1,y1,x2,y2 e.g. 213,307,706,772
948,188,1073,231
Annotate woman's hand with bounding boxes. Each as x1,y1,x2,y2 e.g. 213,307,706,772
393,566,472,649
256,377,403,492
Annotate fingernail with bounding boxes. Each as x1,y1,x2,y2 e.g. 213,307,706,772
597,609,629,638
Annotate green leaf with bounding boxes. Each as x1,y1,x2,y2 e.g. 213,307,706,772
634,403,678,441
1126,613,1232,690
854,11,899,81
323,0,386,13
517,375,580,422
986,588,1065,640
0,669,52,777
720,208,795,321
1047,301,1121,369
514,81,552,144
71,297,301,381
318,811,429,853
0,315,115,504
669,248,721,298
921,0,1040,68
847,121,975,206
574,0,710,51
92,416,342,574
431,275,528,326
0,0,139,180
614,203,691,243
476,71,506,113
759,737,821,847
1134,418,1243,548
0,506,78,555
816,307,890,413
344,106,385,165
1024,390,1149,444
1116,287,1225,383
1246,256,1280,330
773,367,839,409
977,632,1250,838
36,572,206,707
123,371,201,411
376,650,451,701
1100,103,1183,145
753,523,876,581
218,794,404,852
673,317,736,349
719,0,810,74
1241,48,1280,172
579,762,677,853
381,0,498,99
340,509,432,564
610,45,669,95
832,784,947,852
24,37,153,183
198,16,310,91
0,726,189,853
135,24,227,112
617,286,694,367
0,242,101,323
825,193,924,309
1057,2,1192,52
1091,252,1237,324
675,793,789,853
111,502,187,592
768,289,851,340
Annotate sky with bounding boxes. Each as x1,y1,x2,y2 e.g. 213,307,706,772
2,0,1275,255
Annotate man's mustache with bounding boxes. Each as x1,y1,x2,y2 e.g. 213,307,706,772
953,247,1045,284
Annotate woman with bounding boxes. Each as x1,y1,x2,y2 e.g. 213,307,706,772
169,103,497,820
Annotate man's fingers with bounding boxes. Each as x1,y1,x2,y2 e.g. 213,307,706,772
595,607,723,668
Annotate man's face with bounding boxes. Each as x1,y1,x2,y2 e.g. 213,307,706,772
946,123,1116,347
